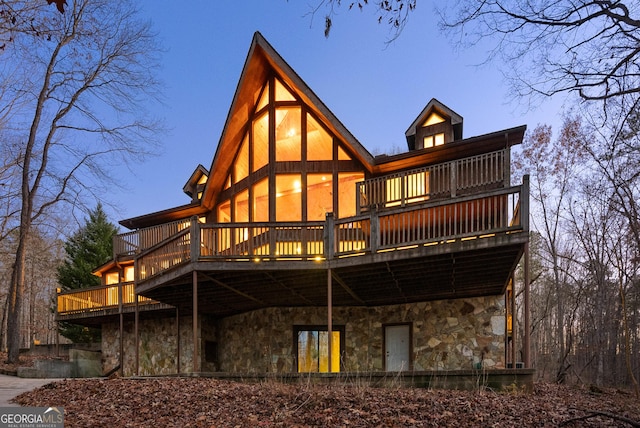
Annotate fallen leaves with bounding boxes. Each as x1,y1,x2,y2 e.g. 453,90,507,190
12,379,640,427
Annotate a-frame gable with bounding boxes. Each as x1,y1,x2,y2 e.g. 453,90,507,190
200,32,374,211
405,99,463,151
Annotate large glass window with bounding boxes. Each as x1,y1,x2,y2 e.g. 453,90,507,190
234,189,249,222
296,327,342,373
275,78,296,101
217,200,231,223
276,174,301,221
338,172,364,218
307,173,333,221
234,134,249,183
307,113,333,161
275,107,301,161
252,178,269,222
253,112,269,172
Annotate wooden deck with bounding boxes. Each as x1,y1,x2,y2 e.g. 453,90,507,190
58,151,529,320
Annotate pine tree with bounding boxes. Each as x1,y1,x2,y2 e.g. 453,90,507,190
57,204,118,343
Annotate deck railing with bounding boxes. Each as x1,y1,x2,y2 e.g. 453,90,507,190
135,179,528,282
114,218,193,257
357,149,507,212
57,282,156,316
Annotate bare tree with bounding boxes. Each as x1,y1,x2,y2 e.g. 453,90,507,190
307,0,417,40
514,118,587,382
441,1,640,106
2,0,161,363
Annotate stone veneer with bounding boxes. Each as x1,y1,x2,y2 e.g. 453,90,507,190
217,296,506,373
102,295,505,375
102,316,199,376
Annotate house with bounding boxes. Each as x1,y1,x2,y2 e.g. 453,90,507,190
56,32,531,381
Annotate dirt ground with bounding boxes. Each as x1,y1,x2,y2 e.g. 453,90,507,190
11,376,640,427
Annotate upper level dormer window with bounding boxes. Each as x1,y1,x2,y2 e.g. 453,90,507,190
405,99,463,151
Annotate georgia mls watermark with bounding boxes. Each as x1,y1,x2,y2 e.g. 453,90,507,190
0,407,64,428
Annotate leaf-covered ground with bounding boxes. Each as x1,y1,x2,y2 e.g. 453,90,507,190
13,378,640,427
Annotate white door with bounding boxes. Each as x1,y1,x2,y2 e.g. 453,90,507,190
385,324,410,371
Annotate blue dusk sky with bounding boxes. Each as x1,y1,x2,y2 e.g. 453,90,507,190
109,1,565,227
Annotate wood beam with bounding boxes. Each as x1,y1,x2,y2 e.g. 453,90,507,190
199,272,265,305
331,270,366,305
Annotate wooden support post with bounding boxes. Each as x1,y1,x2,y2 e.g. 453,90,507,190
327,267,333,373
369,208,379,254
118,282,124,376
524,242,531,368
176,307,181,374
135,294,139,376
324,213,335,260
511,276,517,368
193,270,199,373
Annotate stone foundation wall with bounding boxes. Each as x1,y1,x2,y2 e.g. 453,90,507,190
102,315,201,376
218,296,506,373
101,296,505,375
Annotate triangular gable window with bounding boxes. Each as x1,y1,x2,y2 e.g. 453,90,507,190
422,112,445,127
234,134,249,183
275,78,296,101
256,82,269,112
337,145,351,161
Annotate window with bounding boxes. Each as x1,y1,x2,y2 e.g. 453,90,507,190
295,326,343,373
307,173,333,221
105,272,119,285
423,133,445,148
337,172,364,218
275,107,301,161
252,178,269,222
276,174,301,221
422,112,445,127
307,113,333,161
234,134,249,183
252,112,269,172
124,266,135,282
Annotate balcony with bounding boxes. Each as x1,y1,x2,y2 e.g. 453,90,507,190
56,282,173,324
61,149,529,319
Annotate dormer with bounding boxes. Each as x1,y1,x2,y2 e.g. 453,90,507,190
405,99,463,151
183,164,209,203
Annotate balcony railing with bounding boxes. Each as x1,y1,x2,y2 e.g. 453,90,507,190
57,282,157,316
135,180,528,282
358,149,507,212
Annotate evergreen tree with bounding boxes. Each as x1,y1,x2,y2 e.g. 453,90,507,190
57,204,119,343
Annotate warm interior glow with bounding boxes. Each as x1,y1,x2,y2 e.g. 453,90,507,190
217,200,231,223
256,81,269,112
275,78,296,101
423,133,445,148
234,134,249,183
124,266,134,282
307,173,333,221
252,112,269,172
338,172,364,218
252,178,269,222
337,145,351,161
307,113,333,161
234,189,249,222
297,330,340,373
276,174,302,221
275,107,301,161
105,272,119,285
422,111,445,127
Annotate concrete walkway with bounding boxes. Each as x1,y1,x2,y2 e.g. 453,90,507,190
0,374,61,407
